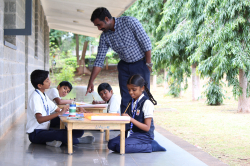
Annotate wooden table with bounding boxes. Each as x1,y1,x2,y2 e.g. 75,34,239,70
58,105,106,113
59,116,130,155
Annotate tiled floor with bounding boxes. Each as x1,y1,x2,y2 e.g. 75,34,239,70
0,114,225,166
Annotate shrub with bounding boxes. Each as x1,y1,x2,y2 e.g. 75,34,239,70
203,78,226,105
65,57,77,68
54,66,75,84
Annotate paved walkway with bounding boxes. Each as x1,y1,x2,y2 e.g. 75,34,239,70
0,114,227,166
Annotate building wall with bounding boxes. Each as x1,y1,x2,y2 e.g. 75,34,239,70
0,0,49,138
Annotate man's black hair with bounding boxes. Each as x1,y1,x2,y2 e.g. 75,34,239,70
58,81,73,92
91,7,112,22
30,70,49,89
97,83,112,94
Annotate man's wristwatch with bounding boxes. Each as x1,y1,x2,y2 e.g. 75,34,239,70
146,62,153,68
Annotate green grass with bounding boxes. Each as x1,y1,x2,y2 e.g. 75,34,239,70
153,78,250,166
67,69,250,166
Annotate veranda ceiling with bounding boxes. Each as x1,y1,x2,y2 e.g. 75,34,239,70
41,0,137,37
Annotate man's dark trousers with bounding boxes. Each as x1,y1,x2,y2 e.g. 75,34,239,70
117,58,150,115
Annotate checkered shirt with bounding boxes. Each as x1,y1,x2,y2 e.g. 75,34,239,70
93,16,152,67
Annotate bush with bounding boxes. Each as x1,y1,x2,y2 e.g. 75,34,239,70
65,57,77,68
54,66,75,84
203,78,226,105
156,74,164,85
105,51,120,64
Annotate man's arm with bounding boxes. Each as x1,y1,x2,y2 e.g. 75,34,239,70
86,66,102,95
145,50,152,71
129,17,152,71
86,34,109,95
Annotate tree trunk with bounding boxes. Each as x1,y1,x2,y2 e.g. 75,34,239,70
192,63,201,101
238,69,250,113
153,75,157,91
77,41,91,75
164,69,168,94
75,34,79,65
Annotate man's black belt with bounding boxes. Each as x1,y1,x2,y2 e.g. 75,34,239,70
124,57,145,64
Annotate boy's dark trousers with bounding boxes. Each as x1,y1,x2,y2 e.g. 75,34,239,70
29,128,84,145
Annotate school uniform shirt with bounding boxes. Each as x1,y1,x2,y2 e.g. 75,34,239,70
132,94,154,118
45,88,61,104
107,94,121,114
26,89,58,133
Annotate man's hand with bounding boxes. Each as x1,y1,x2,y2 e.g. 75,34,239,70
85,66,102,96
85,82,94,96
147,66,152,72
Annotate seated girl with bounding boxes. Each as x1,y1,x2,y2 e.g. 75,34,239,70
108,74,166,153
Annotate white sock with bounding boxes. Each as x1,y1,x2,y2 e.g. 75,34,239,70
78,136,95,144
46,140,62,147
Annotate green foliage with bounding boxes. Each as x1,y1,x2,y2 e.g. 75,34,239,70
105,51,120,64
203,78,226,105
124,0,165,44
166,64,189,97
54,66,75,83
126,0,250,104
65,57,78,68
191,0,250,100
156,74,164,85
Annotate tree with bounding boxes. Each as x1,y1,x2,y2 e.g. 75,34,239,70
49,29,69,59
153,0,207,98
191,0,250,111
73,34,95,75
125,0,201,98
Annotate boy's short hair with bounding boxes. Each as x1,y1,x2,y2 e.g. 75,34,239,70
30,70,49,89
97,83,112,94
91,7,112,22
58,81,73,92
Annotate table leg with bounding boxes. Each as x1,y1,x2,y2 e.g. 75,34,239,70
60,118,65,129
105,130,110,141
120,124,125,155
67,123,73,154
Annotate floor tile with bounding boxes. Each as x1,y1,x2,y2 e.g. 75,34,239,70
0,114,212,166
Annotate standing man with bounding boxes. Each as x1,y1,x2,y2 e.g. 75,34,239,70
86,7,153,114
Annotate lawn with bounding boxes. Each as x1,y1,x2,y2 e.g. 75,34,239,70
54,68,250,166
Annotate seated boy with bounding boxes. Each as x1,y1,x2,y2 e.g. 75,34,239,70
46,81,74,105
26,69,94,147
46,81,90,128
92,83,120,114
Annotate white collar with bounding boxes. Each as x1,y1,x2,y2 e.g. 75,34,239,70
35,89,47,100
133,93,144,104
